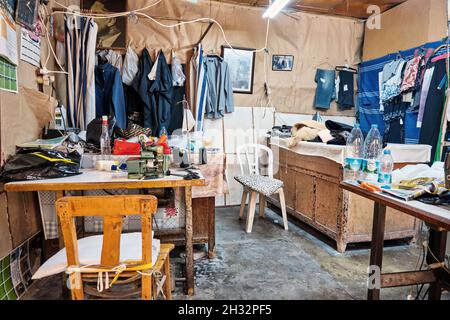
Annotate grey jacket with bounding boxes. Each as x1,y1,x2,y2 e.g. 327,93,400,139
204,55,234,119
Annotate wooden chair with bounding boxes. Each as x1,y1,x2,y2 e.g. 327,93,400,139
235,143,288,233
56,195,174,300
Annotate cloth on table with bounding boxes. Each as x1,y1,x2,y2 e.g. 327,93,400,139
192,153,229,198
234,175,283,196
287,120,326,147
314,69,336,109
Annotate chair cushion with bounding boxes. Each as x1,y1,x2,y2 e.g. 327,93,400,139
234,175,283,196
32,232,160,280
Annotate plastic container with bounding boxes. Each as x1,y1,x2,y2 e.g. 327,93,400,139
100,116,111,156
344,124,364,181
378,149,394,184
363,124,383,183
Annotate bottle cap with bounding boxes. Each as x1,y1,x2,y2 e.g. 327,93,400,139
371,124,378,129
384,149,391,155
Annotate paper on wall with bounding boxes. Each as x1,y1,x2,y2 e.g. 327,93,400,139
0,9,18,65
20,29,41,67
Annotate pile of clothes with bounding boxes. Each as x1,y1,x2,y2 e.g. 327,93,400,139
287,120,353,148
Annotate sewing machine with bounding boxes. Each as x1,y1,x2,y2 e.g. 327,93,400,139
126,146,165,179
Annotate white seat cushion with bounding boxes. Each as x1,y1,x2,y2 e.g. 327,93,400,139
32,232,160,280
234,175,283,196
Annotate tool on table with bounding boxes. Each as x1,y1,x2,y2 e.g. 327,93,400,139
166,169,200,180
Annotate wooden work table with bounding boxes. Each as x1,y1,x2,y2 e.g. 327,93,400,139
4,169,206,296
341,181,450,300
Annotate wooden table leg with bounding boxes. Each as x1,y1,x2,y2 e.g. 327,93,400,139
368,202,386,300
55,190,70,299
184,186,194,296
208,197,216,259
427,228,448,300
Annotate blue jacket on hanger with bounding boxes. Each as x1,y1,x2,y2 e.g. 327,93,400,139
132,48,158,133
95,62,127,129
149,50,173,135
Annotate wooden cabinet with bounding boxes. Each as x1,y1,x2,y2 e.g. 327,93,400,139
268,145,418,253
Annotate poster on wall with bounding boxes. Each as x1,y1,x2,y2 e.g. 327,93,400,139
20,28,40,67
0,6,18,66
221,46,255,94
272,55,294,71
81,0,127,49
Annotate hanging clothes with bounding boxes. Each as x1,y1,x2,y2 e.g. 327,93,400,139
97,49,123,72
419,57,448,162
172,51,186,87
95,62,127,129
131,48,157,133
65,15,97,130
313,69,336,110
203,55,234,119
149,50,174,135
336,70,355,110
195,45,208,131
122,46,139,86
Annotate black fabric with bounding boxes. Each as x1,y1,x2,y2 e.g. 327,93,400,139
0,149,81,182
168,85,186,135
131,48,157,134
337,70,355,110
325,120,353,133
149,51,174,136
417,191,450,205
419,59,447,162
383,100,408,144
123,84,145,127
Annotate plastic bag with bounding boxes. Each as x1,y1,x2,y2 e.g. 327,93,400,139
0,148,81,182
122,46,139,85
172,51,185,87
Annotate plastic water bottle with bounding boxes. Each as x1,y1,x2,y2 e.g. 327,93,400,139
100,116,111,156
378,149,394,184
363,124,383,182
344,124,364,181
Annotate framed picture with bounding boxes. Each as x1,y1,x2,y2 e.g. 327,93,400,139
15,0,38,30
81,0,127,49
221,45,255,94
272,55,294,71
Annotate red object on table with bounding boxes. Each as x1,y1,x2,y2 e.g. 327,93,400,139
112,139,141,155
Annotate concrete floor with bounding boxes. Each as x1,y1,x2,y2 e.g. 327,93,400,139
22,206,449,300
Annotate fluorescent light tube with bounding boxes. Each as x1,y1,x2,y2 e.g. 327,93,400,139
262,0,291,19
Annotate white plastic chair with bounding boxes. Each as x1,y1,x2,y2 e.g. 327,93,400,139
235,143,288,233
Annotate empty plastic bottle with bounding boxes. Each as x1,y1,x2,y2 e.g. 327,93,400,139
378,149,394,184
344,124,364,181
100,116,111,156
363,124,383,183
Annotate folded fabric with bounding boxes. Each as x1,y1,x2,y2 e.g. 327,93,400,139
32,232,160,280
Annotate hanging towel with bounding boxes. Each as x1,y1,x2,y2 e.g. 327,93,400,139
172,51,186,86
122,46,139,85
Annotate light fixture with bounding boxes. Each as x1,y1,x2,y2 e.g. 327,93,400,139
262,0,291,19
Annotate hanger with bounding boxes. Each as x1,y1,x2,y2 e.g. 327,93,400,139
335,63,357,73
395,51,402,60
